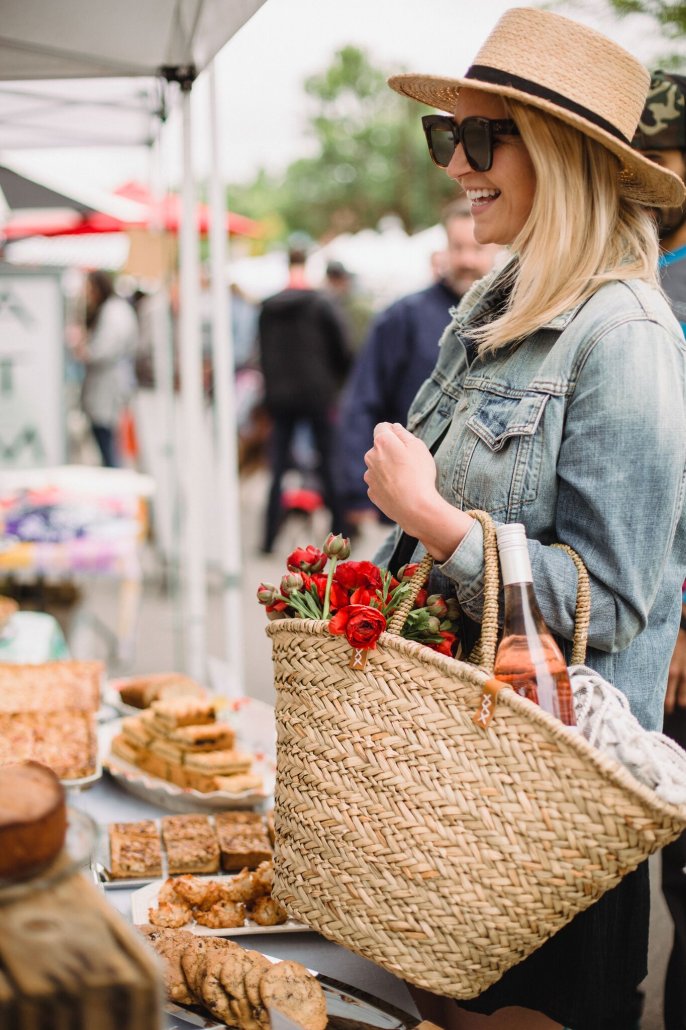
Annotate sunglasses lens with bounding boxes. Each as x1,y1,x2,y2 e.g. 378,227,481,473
462,121,491,171
428,124,457,167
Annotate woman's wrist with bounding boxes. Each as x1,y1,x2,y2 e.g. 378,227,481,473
411,494,474,563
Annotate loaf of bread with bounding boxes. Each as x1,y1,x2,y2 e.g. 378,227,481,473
0,762,67,880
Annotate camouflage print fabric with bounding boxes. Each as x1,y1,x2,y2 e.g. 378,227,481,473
633,70,686,151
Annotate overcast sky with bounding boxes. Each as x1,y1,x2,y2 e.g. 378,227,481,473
4,0,673,194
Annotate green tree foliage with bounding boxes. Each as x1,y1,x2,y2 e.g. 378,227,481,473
228,46,459,241
604,0,686,37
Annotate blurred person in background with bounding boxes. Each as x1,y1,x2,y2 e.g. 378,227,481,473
324,259,374,355
633,69,686,1030
70,269,138,468
257,243,353,553
336,198,500,529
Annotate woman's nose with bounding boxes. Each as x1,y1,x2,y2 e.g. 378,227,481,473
446,142,471,180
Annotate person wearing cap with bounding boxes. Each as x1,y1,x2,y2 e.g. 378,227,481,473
336,199,499,529
633,69,686,1030
362,8,686,1029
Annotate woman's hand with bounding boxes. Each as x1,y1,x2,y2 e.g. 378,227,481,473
363,422,473,561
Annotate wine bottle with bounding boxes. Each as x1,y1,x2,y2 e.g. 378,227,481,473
494,523,576,726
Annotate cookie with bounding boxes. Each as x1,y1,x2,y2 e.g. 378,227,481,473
218,944,257,1028
180,936,231,1004
200,939,246,1023
137,924,196,1005
259,960,327,1030
243,950,273,1017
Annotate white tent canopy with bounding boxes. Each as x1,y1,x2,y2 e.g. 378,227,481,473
0,78,165,150
1,0,268,683
1,0,265,80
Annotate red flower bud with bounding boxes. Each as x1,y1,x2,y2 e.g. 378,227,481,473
426,594,448,618
257,582,278,605
280,572,305,596
323,532,351,560
397,562,420,582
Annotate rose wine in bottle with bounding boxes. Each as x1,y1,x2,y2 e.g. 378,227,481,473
494,524,576,726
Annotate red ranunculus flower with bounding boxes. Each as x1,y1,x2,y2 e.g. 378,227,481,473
414,588,428,609
432,631,457,656
349,586,372,606
397,562,420,581
334,561,383,592
329,604,387,650
312,575,349,611
286,545,327,573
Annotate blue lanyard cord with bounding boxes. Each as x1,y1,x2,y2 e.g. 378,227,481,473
660,244,686,269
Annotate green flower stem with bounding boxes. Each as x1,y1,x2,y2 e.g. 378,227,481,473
321,557,338,621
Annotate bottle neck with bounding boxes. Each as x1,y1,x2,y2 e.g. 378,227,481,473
499,543,533,586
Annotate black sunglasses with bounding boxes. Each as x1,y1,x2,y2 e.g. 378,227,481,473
421,114,520,172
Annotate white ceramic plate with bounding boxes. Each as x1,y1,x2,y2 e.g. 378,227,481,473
98,700,276,813
163,954,418,1030
132,876,309,937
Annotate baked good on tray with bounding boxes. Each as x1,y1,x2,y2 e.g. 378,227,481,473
0,661,101,781
0,709,97,780
0,761,67,880
161,815,220,875
0,660,102,713
146,861,287,931
215,812,272,872
109,820,163,880
108,697,263,795
117,672,207,710
139,924,326,1030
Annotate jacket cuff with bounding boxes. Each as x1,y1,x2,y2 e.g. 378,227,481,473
436,517,485,609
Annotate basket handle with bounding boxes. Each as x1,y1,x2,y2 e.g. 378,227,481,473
387,510,500,671
386,511,590,672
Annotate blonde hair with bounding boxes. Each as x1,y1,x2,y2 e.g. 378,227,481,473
474,98,660,352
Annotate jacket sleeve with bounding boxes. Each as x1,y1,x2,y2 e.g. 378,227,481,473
439,317,686,653
335,303,413,511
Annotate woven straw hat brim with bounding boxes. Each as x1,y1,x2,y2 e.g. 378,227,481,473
388,72,685,209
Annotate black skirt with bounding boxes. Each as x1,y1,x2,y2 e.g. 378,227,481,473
456,862,649,1030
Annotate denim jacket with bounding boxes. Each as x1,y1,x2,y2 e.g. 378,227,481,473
375,263,686,730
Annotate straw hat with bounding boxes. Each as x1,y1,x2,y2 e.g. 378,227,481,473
388,7,685,209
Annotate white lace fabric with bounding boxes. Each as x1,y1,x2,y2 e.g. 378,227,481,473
570,665,686,806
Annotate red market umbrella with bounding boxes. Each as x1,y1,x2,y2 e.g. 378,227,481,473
113,180,260,237
2,180,261,240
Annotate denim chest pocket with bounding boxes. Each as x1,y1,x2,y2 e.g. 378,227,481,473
455,390,550,518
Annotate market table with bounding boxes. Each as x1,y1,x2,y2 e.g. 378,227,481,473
69,775,420,1030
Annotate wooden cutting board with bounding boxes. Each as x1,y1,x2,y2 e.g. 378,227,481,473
0,861,163,1030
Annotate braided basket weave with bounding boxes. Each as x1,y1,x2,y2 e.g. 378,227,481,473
268,511,686,999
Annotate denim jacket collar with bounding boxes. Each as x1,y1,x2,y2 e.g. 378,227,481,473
448,253,588,339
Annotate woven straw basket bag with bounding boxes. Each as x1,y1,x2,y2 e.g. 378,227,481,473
267,511,686,999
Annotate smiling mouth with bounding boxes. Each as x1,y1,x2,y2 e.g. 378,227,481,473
465,188,500,208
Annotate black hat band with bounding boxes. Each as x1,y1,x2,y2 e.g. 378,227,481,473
465,64,630,144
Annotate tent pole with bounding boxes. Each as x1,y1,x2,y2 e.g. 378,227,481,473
179,82,207,681
208,62,245,692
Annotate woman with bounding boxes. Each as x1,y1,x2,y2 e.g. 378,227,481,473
76,270,138,467
364,8,686,1030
